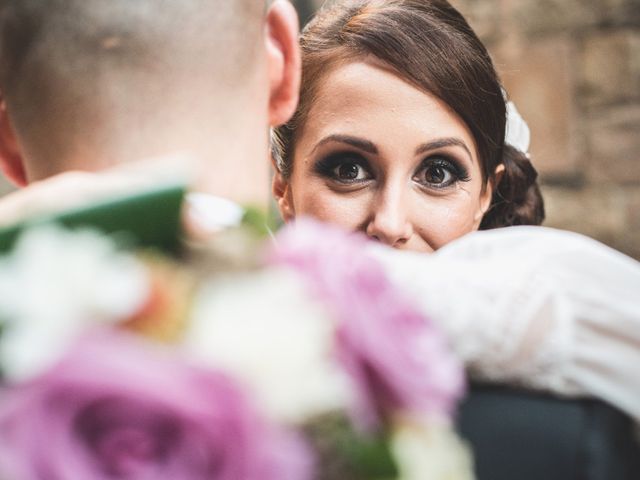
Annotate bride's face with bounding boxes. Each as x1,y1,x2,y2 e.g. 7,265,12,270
275,61,494,252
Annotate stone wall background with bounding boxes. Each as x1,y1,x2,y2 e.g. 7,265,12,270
450,0,640,259
299,0,640,259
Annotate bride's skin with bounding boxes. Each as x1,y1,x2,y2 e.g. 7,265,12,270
273,60,502,252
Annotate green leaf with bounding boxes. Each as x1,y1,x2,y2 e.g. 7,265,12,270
241,204,280,238
304,413,398,480
0,184,186,256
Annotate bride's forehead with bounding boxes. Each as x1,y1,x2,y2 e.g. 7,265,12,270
314,63,422,107
307,62,473,136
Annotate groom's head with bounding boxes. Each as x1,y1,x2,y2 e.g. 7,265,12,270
0,0,300,202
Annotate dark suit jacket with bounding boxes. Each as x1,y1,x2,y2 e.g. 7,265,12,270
457,385,640,480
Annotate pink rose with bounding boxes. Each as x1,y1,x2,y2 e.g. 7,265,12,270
270,219,465,428
0,331,311,480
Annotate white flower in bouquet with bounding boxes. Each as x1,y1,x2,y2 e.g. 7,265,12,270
0,225,150,381
186,267,354,424
392,418,474,480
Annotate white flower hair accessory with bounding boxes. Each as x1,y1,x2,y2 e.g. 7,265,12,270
505,101,531,155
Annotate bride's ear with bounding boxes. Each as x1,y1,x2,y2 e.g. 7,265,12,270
272,168,295,222
0,97,27,187
264,0,301,127
474,163,505,225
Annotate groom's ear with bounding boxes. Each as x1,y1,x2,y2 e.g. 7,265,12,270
265,0,301,127
0,97,27,187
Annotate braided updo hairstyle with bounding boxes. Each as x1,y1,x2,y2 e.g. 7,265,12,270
272,0,544,228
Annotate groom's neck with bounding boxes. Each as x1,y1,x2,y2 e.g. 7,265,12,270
24,96,272,207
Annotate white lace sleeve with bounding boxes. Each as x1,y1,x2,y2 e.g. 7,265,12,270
371,226,640,421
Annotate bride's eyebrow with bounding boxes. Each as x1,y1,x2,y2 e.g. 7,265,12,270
415,138,472,159
311,134,378,155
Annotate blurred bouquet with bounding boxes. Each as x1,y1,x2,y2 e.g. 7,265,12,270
0,218,472,480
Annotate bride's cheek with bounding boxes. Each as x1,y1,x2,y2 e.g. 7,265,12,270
414,199,479,247
301,190,368,230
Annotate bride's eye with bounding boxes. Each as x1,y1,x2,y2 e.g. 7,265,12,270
414,156,470,189
314,152,372,184
332,162,369,181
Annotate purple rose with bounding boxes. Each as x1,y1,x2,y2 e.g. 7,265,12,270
270,219,465,428
0,331,312,480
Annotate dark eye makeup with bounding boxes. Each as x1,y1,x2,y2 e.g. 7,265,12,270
413,155,471,189
313,150,471,190
313,152,373,184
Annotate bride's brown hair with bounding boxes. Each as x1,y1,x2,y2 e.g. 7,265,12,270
272,0,544,228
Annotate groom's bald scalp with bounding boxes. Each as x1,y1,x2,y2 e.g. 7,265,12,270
0,0,266,169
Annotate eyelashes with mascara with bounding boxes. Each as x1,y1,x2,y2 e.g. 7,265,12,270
414,156,471,189
314,150,470,189
313,152,372,184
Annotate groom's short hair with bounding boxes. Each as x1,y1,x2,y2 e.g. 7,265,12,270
0,0,266,164
0,0,266,86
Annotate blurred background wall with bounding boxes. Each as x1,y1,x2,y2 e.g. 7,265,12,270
1,1,637,259
295,0,640,259
451,0,640,260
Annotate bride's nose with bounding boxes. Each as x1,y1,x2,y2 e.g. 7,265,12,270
365,185,414,248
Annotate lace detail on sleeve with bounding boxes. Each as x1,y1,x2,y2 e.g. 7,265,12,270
420,257,575,393
372,227,640,421
462,268,574,393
